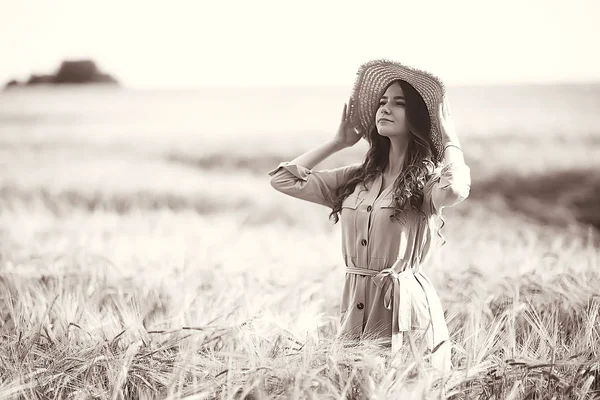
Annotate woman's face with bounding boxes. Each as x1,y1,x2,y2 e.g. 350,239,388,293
375,81,409,138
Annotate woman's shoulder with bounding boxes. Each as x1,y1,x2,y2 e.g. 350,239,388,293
343,162,363,172
336,162,363,181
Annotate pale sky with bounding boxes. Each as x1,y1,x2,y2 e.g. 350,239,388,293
1,0,599,88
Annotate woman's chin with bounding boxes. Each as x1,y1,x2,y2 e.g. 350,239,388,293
376,128,407,138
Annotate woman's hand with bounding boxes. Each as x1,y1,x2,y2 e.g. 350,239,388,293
438,95,461,147
332,97,362,149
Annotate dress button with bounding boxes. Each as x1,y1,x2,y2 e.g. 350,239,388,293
366,205,372,212
361,239,367,246
357,303,364,310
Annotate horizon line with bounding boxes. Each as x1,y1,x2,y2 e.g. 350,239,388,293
4,73,600,92
5,80,600,91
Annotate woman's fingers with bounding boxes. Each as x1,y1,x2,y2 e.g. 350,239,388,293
341,97,361,138
343,97,353,121
441,96,453,120
441,100,445,117
439,100,448,123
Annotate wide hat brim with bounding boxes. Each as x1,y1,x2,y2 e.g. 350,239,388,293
348,59,446,163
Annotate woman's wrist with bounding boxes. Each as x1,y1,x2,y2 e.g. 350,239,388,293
441,140,465,165
329,139,349,152
443,143,462,152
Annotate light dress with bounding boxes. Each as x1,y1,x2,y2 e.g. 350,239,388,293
268,159,471,371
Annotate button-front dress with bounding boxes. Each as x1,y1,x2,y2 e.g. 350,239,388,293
268,160,471,371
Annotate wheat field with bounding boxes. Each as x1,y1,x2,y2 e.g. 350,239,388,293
1,85,600,399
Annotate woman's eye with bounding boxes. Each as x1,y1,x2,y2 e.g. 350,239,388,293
378,100,404,107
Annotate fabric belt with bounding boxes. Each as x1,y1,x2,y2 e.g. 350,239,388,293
345,266,429,353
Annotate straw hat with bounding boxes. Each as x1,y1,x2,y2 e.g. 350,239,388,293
348,59,446,163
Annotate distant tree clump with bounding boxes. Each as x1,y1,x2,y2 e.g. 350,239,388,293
4,59,119,89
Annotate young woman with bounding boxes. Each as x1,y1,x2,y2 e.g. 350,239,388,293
268,60,471,371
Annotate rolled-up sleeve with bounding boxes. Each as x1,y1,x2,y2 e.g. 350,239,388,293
423,162,471,216
268,161,360,208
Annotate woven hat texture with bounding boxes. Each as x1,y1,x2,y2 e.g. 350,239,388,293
348,59,446,162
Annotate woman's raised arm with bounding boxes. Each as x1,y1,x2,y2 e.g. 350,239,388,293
268,97,363,208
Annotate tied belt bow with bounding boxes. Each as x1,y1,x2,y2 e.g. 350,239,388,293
345,266,430,352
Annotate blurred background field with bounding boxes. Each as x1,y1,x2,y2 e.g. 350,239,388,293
2,83,600,229
2,0,600,396
1,83,600,398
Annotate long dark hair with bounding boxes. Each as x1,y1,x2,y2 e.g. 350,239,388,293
329,80,437,224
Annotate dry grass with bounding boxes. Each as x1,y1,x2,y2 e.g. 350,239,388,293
1,128,600,399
